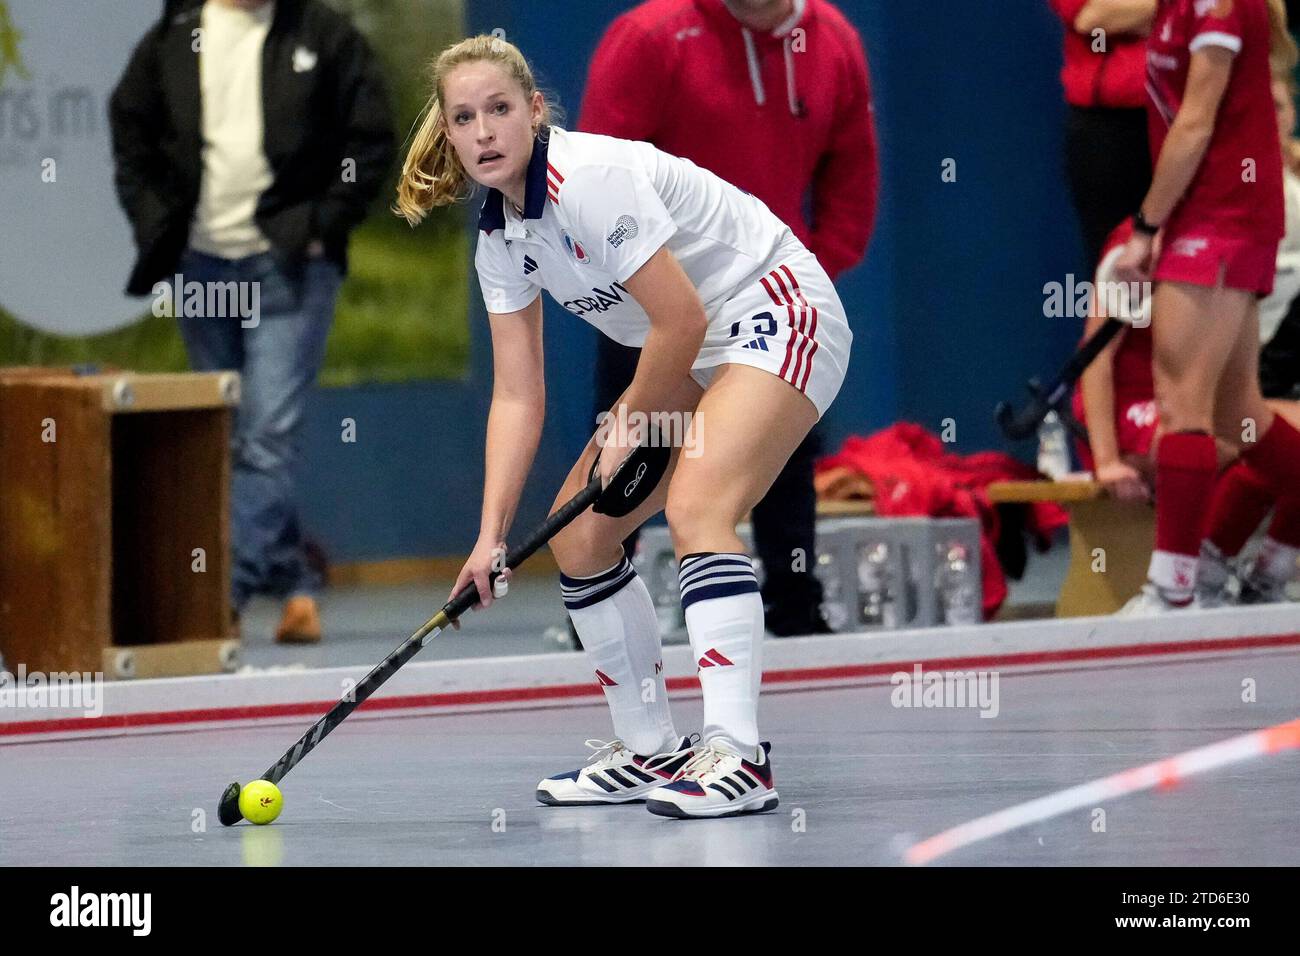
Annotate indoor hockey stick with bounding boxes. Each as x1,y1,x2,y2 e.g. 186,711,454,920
993,317,1124,442
217,437,670,826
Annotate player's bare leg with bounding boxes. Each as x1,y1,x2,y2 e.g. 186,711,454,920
536,374,704,805
645,363,819,817
1125,279,1250,612
1210,302,1300,603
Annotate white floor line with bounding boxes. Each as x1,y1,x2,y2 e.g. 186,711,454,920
904,716,1300,866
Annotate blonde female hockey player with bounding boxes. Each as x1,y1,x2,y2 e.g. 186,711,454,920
395,35,853,819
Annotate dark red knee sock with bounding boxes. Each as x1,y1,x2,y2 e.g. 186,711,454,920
1154,431,1219,558
1201,460,1275,557
1240,414,1300,494
1265,495,1300,548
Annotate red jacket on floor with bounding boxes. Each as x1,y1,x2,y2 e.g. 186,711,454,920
578,0,878,280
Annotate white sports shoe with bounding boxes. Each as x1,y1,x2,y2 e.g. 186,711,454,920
1193,541,1234,609
1237,571,1288,605
644,739,779,819
536,736,698,806
1118,582,1195,616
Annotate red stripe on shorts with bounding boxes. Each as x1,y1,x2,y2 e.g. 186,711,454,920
771,269,808,389
763,274,799,378
780,265,817,392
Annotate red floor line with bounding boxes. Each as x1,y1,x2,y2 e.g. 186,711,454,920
3,630,1298,740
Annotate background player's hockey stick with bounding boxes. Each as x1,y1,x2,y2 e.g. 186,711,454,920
217,438,670,826
994,317,1125,442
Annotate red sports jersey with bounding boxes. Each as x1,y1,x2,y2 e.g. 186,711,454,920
1146,0,1284,243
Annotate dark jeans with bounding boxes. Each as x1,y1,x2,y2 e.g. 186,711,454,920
173,249,341,611
1064,106,1152,274
593,335,825,621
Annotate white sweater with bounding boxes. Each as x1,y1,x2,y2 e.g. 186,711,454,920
188,1,276,260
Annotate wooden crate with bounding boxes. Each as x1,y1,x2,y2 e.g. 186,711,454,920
0,369,241,678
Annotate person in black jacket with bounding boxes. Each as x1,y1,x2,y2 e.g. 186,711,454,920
109,0,394,643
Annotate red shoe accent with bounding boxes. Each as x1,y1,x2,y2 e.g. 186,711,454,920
595,669,618,687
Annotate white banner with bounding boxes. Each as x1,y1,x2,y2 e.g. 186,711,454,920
0,0,162,335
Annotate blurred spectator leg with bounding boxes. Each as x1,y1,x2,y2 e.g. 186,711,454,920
1064,106,1152,273
751,425,831,636
236,252,341,643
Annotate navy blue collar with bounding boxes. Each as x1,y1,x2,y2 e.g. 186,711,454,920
477,127,551,233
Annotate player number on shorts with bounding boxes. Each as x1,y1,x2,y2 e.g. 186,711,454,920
730,312,777,338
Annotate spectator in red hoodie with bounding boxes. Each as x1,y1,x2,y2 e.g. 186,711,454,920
578,0,878,636
1050,0,1157,272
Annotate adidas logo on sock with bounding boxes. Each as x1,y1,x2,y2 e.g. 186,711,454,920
697,648,734,668
595,669,618,687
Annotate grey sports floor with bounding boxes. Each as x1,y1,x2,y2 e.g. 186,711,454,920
2,646,1296,866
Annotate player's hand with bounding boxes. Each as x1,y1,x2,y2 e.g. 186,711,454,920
1115,232,1154,284
448,537,511,629
1096,459,1150,503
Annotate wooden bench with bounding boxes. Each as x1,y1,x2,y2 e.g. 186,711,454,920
985,480,1152,616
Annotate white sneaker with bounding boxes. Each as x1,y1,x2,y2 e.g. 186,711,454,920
644,739,779,819
1118,582,1194,616
1237,571,1288,605
536,736,697,806
1194,541,1234,609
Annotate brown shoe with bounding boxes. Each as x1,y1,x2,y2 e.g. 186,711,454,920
276,596,322,644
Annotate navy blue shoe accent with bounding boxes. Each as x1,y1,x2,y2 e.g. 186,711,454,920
560,555,637,610
548,769,582,782
678,553,759,612
665,779,707,795
740,743,774,788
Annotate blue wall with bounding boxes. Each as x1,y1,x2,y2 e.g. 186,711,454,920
298,0,1085,561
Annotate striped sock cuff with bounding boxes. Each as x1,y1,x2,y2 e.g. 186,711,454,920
678,552,759,612
559,555,636,610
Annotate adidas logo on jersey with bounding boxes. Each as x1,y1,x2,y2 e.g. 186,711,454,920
742,338,770,352
523,254,538,275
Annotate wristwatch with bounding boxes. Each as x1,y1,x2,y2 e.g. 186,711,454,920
1133,210,1160,237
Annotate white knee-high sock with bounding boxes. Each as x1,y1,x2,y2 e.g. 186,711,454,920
561,555,677,756
678,552,764,756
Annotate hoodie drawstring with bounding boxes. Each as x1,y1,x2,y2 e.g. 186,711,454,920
782,37,799,116
742,28,766,106
739,1,805,118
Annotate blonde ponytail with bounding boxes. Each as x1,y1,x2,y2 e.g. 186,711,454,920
394,35,560,226
1268,0,1298,77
